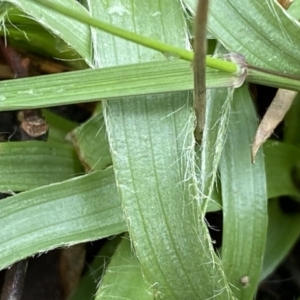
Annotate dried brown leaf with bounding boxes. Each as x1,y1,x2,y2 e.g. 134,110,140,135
277,0,293,9
252,89,297,162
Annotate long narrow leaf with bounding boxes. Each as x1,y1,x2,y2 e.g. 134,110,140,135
6,0,92,64
105,92,232,299
96,237,152,300
0,169,126,270
67,110,111,171
261,199,300,280
184,0,300,75
89,0,233,298
219,86,268,299
264,140,300,198
43,110,77,144
0,60,240,111
0,141,82,191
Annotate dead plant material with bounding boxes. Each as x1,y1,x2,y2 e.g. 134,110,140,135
0,260,28,300
277,0,293,9
17,110,49,140
0,38,29,78
0,38,50,300
252,89,297,162
59,244,86,299
0,63,14,79
25,52,74,74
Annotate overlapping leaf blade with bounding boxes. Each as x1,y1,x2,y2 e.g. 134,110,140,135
95,238,152,300
183,0,300,74
265,141,300,198
0,1,294,299
0,169,126,270
5,0,92,64
87,0,233,298
67,109,111,171
219,86,268,299
0,141,82,191
261,199,300,280
104,92,233,299
0,60,242,111
70,236,122,300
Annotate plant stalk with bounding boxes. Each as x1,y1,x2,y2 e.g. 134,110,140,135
32,0,238,74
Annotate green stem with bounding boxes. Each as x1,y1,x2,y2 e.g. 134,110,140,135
33,0,238,74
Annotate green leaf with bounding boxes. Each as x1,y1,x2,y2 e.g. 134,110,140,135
288,0,300,20
3,24,80,63
0,141,82,191
67,109,112,171
0,60,241,111
6,0,92,64
0,169,126,270
246,69,300,92
84,0,189,67
264,140,300,199
105,92,232,299
199,45,233,210
88,0,233,298
219,86,268,299
43,110,77,144
261,198,300,280
198,88,232,210
70,236,122,300
284,93,300,146
184,0,300,74
181,0,300,91
95,237,152,300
